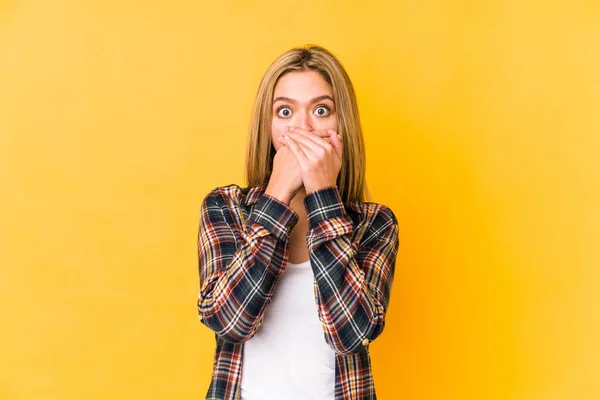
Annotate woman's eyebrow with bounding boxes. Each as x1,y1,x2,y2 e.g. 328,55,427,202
273,95,334,104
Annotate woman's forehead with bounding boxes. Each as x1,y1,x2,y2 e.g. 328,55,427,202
273,70,333,98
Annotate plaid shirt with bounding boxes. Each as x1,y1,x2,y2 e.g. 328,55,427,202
197,183,400,400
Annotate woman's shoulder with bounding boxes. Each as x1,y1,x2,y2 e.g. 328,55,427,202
357,200,398,227
317,187,398,229
202,183,266,209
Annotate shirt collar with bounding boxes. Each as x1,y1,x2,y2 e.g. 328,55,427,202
243,184,362,214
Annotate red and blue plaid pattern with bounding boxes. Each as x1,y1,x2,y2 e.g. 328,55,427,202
197,183,400,399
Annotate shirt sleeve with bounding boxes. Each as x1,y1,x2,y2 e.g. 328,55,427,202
197,187,299,343
303,185,400,355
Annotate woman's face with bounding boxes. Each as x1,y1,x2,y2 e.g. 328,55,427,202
271,70,338,151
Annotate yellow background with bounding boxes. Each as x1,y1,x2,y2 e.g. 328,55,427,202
1,0,599,399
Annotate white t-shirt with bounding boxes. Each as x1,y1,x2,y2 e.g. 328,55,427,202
240,259,336,399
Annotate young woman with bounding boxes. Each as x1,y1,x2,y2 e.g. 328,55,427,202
197,44,400,400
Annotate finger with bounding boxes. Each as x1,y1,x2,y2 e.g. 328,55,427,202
285,133,323,160
283,135,309,165
287,130,335,159
286,135,317,162
287,127,332,148
285,126,339,146
328,129,343,159
283,127,339,155
285,126,330,139
278,137,305,159
283,131,332,143
293,127,341,148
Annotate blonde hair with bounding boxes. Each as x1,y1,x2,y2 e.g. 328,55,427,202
244,44,372,203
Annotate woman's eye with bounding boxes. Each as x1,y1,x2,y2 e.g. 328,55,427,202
314,106,330,116
276,105,330,118
277,107,292,118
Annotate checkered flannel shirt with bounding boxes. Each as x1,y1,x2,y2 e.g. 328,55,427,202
197,183,400,399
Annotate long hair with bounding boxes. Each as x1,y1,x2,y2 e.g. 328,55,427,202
244,44,372,203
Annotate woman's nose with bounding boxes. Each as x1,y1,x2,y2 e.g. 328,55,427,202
292,110,314,131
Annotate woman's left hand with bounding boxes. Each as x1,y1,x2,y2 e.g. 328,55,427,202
279,126,343,194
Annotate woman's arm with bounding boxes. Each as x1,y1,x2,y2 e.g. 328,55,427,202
197,187,298,343
304,185,400,355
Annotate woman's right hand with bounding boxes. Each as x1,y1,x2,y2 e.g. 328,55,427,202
265,143,303,204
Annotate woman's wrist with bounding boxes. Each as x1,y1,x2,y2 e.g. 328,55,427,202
264,184,292,205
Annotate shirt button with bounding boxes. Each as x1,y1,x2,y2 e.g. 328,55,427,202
362,338,369,347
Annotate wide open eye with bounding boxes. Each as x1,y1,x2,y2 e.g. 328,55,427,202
276,106,292,118
314,105,330,117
